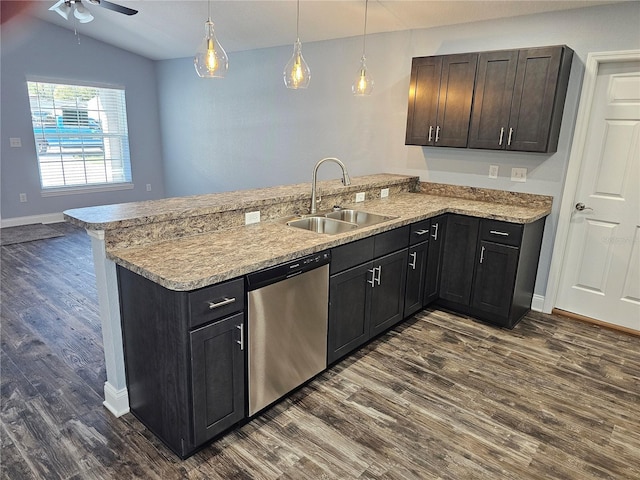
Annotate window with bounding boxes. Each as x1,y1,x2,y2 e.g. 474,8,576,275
28,80,132,191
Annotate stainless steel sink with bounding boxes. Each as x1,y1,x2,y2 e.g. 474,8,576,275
286,209,397,234
286,217,358,234
326,209,397,227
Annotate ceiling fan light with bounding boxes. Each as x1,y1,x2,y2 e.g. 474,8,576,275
49,0,71,20
74,2,94,23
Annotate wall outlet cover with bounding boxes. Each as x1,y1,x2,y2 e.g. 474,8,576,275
146,184,152,191
245,211,260,224
355,192,366,202
10,137,22,148
19,193,27,203
381,188,389,198
511,167,527,182
488,165,499,179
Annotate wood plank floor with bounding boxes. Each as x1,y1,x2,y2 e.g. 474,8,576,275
2,223,639,479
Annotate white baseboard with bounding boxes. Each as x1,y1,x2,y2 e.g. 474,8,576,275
1,212,65,228
102,382,130,417
531,294,545,312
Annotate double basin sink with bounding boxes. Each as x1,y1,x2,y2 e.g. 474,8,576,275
286,209,398,234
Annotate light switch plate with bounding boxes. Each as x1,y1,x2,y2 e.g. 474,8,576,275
355,192,365,202
245,211,260,224
488,165,499,179
511,167,527,182
380,188,389,198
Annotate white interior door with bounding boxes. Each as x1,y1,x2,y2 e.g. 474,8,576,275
555,60,640,331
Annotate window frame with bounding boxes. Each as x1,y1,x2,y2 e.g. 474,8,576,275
27,77,134,195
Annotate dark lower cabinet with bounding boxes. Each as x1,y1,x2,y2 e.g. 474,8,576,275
329,227,409,364
471,242,519,320
404,241,428,317
190,313,245,446
437,214,545,328
117,267,246,459
439,215,480,305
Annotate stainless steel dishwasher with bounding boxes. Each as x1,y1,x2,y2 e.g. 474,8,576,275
246,251,330,416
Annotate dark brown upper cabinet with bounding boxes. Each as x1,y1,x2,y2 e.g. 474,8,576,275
468,45,574,153
405,53,478,148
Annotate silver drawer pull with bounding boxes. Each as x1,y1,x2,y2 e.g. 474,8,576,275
208,297,236,310
499,127,504,146
414,229,429,236
480,246,486,264
489,230,509,236
409,252,417,269
368,268,376,287
236,324,244,350
375,266,382,286
428,125,433,142
507,127,513,146
431,223,439,241
435,125,441,143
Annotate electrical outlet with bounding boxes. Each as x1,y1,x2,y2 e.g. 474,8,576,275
146,184,152,191
488,165,499,179
381,188,389,198
10,137,22,148
355,192,366,202
511,167,527,182
245,211,260,224
19,193,27,203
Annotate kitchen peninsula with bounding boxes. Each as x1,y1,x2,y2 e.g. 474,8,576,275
64,173,552,457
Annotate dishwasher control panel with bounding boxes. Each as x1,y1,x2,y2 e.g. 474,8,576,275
246,251,331,290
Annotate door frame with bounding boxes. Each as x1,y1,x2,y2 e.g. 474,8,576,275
544,49,640,314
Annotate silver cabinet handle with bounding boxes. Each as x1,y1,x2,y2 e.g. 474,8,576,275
507,127,513,146
236,324,244,350
489,230,509,236
409,252,417,270
435,126,441,143
376,266,382,286
499,127,504,146
368,268,376,287
414,229,429,236
480,246,486,264
575,202,593,212
431,223,439,241
208,297,236,310
428,125,433,142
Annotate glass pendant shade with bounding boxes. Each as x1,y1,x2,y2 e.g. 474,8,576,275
284,40,311,89
352,56,374,96
194,20,228,78
49,0,72,20
73,2,94,23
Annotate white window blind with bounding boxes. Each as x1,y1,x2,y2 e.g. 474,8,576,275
28,80,132,190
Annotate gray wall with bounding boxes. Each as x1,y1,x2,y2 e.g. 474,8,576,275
156,2,640,298
1,16,165,222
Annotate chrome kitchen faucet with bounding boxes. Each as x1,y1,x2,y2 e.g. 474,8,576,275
310,157,351,214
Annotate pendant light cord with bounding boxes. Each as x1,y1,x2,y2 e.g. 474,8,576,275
361,0,368,57
207,0,211,22
296,0,300,42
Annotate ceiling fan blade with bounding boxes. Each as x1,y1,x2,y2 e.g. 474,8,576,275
88,0,138,16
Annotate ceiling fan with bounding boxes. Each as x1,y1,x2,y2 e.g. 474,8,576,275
49,0,137,24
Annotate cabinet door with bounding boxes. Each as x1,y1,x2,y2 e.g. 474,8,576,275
471,241,519,321
191,313,245,446
424,215,446,305
370,249,408,337
328,262,373,364
404,242,428,317
439,215,480,305
468,50,518,149
507,46,564,152
405,57,442,146
435,53,478,147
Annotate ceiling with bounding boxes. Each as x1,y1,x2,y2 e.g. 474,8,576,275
17,0,629,60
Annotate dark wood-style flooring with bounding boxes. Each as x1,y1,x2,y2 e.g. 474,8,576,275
2,223,639,479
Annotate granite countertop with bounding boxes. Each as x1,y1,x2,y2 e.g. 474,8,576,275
108,192,551,291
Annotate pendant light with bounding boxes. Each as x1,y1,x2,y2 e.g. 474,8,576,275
283,0,311,89
352,0,374,96
194,0,228,78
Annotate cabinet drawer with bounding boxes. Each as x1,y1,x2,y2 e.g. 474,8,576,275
189,278,245,329
374,226,410,257
409,219,431,245
330,237,375,274
480,219,523,247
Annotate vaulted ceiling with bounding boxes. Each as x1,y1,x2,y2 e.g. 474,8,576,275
14,1,630,60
